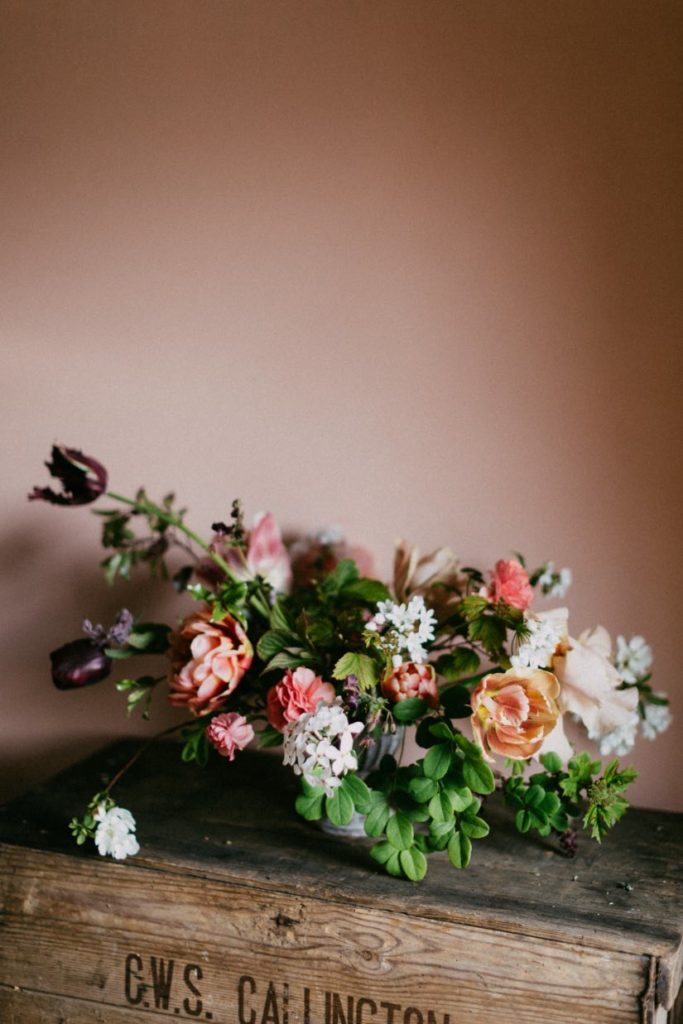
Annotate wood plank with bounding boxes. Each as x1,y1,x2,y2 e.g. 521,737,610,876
0,846,649,1024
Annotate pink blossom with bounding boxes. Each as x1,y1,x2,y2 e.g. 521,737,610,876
381,662,440,709
266,667,336,732
471,668,561,760
245,512,292,594
206,713,254,761
168,610,253,714
489,559,534,610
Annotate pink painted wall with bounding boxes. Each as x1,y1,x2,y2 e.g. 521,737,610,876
2,1,681,810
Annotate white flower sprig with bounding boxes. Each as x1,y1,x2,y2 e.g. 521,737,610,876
93,804,140,860
365,596,436,667
283,699,364,796
615,635,653,684
510,614,563,671
537,562,572,599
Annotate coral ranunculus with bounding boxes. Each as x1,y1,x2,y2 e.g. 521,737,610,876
489,559,534,611
206,713,255,761
168,610,253,714
471,668,561,760
266,667,336,732
381,661,440,708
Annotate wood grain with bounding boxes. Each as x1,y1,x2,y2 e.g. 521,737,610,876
1,739,681,1022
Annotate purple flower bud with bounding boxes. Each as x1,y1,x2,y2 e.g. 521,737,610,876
50,639,112,690
29,445,108,506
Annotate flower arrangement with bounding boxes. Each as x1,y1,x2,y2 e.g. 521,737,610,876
30,446,671,880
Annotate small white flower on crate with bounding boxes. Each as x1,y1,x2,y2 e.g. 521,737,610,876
94,804,140,860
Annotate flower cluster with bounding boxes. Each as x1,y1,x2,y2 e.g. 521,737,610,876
33,446,671,879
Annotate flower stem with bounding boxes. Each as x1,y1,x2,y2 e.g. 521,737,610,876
104,719,195,794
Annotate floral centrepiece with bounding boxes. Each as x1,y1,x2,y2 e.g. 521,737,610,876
32,447,671,882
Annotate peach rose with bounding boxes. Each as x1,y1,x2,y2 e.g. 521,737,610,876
471,668,561,760
168,610,253,714
266,667,336,732
206,713,254,761
489,559,534,611
381,662,440,709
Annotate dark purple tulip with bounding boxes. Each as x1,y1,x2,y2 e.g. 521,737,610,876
50,639,113,690
29,445,108,506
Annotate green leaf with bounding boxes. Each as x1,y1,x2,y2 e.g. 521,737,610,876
257,726,284,749
515,809,532,833
295,787,325,821
270,599,295,633
414,717,442,749
525,784,547,809
447,830,472,869
460,596,489,620
462,757,495,795
423,744,452,780
364,793,391,837
540,751,562,774
341,773,372,813
443,784,473,812
435,648,481,682
460,814,490,839
332,652,378,692
262,649,316,674
467,614,506,656
400,847,427,881
257,629,296,661
392,698,428,724
428,721,457,742
386,811,414,851
340,578,391,604
325,787,355,827
369,841,395,866
428,790,454,823
384,851,404,878
321,558,359,595
408,776,438,803
125,622,171,653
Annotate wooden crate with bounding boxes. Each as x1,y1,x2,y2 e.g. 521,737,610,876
1,740,681,1024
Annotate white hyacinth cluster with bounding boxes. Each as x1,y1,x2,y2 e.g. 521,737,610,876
641,700,672,740
537,562,572,599
365,596,436,667
510,615,563,671
615,634,653,684
283,699,364,796
94,804,140,860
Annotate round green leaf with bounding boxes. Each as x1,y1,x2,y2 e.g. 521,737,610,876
369,841,395,866
342,773,372,813
447,830,472,869
295,789,325,821
423,744,452,780
385,851,403,878
460,814,490,839
443,784,473,813
386,811,414,851
325,787,354,827
399,847,428,882
462,757,495,794
364,796,391,837
408,776,439,803
515,809,532,833
393,698,428,724
428,789,454,823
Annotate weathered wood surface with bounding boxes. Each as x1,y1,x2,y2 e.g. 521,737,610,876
1,740,681,1023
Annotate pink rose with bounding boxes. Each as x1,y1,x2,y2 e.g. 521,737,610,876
381,662,440,709
266,667,336,732
471,668,561,760
168,610,253,714
206,713,254,761
489,559,534,610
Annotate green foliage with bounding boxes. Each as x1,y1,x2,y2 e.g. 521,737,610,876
439,684,473,719
181,722,210,767
583,761,638,842
435,648,481,682
115,675,159,719
392,697,428,724
69,790,115,846
560,752,602,801
332,652,378,691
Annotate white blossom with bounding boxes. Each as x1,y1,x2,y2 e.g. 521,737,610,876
615,635,653,684
94,804,140,860
587,716,639,757
366,596,436,665
283,699,364,796
510,614,562,671
641,699,672,740
538,562,572,599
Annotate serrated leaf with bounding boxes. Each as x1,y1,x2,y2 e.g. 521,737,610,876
435,648,481,683
467,614,506,656
408,776,438,803
447,830,472,869
341,773,372,813
423,744,452,780
332,652,378,692
386,811,414,851
400,846,427,881
460,596,489,619
462,757,495,795
325,787,355,827
392,698,428,724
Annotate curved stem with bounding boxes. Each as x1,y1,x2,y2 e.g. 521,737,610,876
104,719,195,794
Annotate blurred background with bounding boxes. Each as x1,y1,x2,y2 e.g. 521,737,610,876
2,0,681,809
